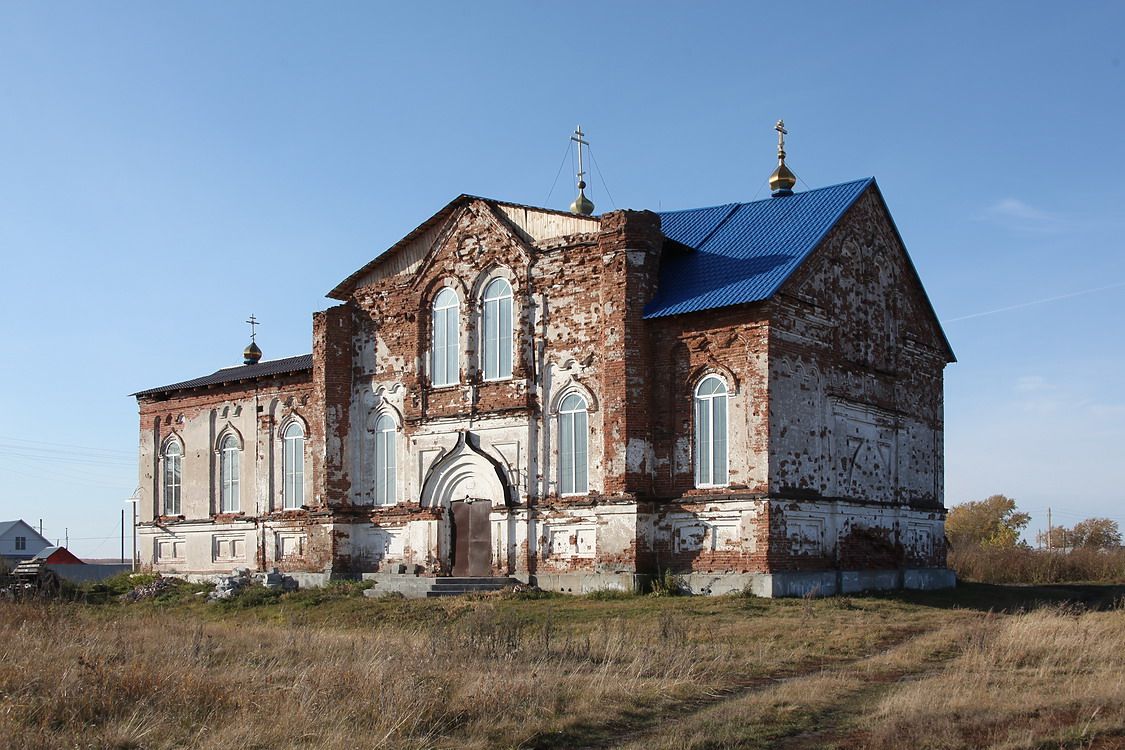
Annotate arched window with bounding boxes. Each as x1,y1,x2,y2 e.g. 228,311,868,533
431,287,460,387
163,440,182,516
374,414,397,505
282,422,305,509
481,277,513,380
220,434,241,513
694,375,729,487
559,392,589,495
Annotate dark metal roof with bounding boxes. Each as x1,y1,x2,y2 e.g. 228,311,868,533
133,354,313,398
645,178,874,318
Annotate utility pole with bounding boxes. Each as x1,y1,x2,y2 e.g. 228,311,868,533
125,489,141,572
121,509,125,564
1047,507,1053,549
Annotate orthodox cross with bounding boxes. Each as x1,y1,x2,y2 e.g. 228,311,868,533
571,125,589,187
246,314,259,342
775,119,788,162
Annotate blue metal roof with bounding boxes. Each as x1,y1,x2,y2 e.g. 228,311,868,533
645,178,874,318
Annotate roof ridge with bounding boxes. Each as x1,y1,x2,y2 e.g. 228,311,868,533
133,353,313,398
213,353,312,373
657,177,875,216
692,204,741,249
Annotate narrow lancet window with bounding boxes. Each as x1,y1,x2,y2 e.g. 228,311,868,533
431,288,460,386
482,278,513,380
283,422,305,509
374,414,397,505
559,392,589,495
220,434,241,513
163,440,182,516
694,375,729,487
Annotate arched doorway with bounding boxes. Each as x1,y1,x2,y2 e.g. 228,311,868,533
419,432,512,576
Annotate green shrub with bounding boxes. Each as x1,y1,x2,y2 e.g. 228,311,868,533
214,585,284,610
585,588,634,601
649,570,689,597
82,572,160,600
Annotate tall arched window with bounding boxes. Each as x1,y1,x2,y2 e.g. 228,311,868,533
282,422,305,509
374,414,397,505
163,440,182,516
220,434,241,513
559,392,589,495
482,277,513,380
694,375,729,487
431,287,460,387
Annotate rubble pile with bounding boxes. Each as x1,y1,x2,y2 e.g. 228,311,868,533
120,576,176,602
207,568,298,602
207,569,252,601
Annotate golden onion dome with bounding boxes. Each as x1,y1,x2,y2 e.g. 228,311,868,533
570,180,595,215
243,341,262,365
769,162,797,195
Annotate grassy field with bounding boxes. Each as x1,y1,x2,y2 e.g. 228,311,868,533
1,580,1123,750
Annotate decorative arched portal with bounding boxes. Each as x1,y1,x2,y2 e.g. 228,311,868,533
420,432,512,576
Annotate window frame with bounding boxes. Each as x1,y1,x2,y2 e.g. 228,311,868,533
431,287,460,388
481,277,514,382
374,413,397,505
693,374,729,488
15,536,26,551
282,421,305,510
219,434,241,513
558,391,589,496
163,439,183,516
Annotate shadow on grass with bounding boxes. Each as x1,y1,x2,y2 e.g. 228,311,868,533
875,580,1125,613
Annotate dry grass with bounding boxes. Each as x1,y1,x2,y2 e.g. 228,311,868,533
951,546,1125,584
0,583,1121,749
859,607,1125,750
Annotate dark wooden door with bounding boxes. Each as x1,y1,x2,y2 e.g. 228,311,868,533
451,500,492,576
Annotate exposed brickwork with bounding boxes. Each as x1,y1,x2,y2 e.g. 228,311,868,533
134,185,953,591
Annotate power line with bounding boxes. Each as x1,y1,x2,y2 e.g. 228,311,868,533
0,435,134,456
587,144,617,211
544,139,573,208
0,450,135,468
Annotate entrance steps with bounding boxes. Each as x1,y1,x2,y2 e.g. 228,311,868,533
425,576,520,598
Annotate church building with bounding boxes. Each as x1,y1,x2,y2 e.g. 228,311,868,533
133,125,956,596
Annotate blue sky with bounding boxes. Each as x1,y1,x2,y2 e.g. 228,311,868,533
1,2,1122,556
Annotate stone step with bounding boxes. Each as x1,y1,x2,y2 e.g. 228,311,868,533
426,576,518,597
429,580,517,589
430,582,514,591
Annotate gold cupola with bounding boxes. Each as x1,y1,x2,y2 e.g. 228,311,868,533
243,314,262,365
769,119,797,197
243,341,262,365
569,125,596,215
571,180,594,215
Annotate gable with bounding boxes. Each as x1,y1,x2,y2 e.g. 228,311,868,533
778,185,955,364
328,196,600,299
405,200,534,293
0,520,49,547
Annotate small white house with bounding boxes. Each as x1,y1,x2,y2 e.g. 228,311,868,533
0,520,51,563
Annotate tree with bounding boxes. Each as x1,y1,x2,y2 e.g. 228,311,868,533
1070,518,1122,549
946,494,1031,549
1035,525,1074,550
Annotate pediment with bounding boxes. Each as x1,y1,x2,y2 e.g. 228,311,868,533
778,184,955,363
407,201,534,292
328,195,596,300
